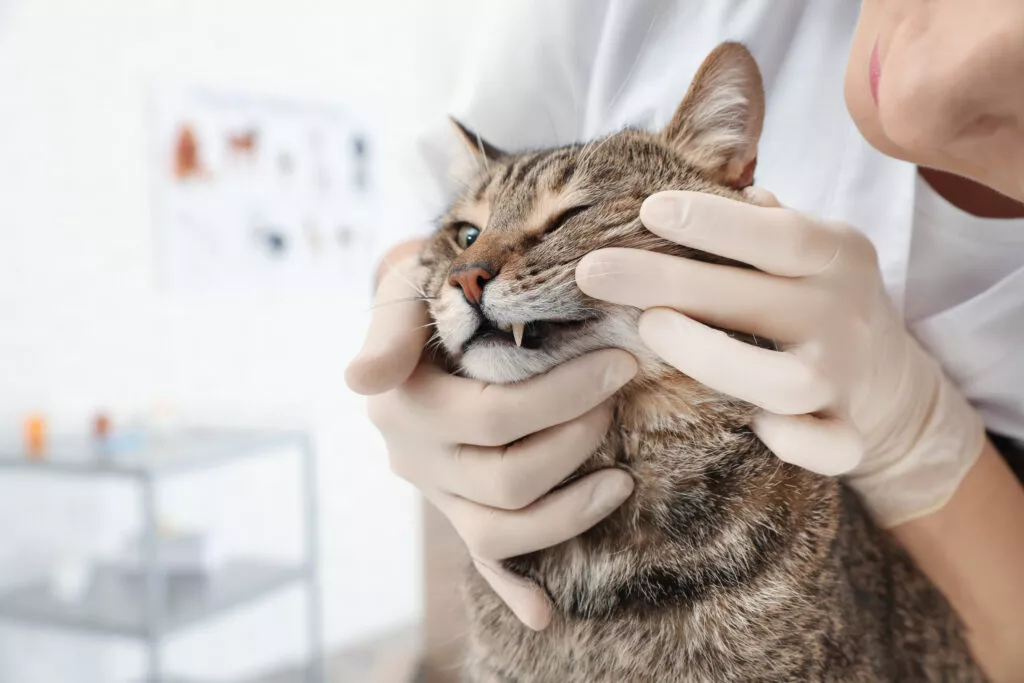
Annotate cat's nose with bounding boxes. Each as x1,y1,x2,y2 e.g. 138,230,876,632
448,266,495,306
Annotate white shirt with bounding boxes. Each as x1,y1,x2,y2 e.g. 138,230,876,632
907,175,1024,441
403,0,1024,443
906,175,1024,322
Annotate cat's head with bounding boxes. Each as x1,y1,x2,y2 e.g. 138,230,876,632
423,43,765,384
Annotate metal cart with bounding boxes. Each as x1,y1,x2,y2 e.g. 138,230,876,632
0,428,324,683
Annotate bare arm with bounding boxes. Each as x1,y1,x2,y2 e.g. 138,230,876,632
892,440,1024,682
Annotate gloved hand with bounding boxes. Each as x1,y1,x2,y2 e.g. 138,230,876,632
576,189,987,527
346,254,637,631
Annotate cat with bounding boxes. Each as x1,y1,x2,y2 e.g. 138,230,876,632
417,42,985,683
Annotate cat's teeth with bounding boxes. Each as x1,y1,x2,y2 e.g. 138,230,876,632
512,322,525,347
497,321,511,332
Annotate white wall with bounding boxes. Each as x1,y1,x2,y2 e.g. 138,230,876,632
0,0,481,680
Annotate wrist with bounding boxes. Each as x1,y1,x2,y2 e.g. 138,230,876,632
846,341,986,527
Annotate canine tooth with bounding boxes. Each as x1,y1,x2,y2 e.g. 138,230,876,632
512,322,525,347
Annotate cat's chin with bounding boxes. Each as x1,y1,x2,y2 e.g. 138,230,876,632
458,345,561,384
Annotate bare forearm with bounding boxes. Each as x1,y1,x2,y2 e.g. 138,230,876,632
892,439,1024,682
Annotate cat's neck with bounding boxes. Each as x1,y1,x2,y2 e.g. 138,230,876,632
614,370,755,441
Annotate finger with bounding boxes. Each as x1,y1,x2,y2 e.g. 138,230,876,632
435,403,614,510
752,411,864,476
437,468,634,561
639,190,844,277
345,256,432,395
638,308,834,415
473,558,552,631
576,248,828,343
397,349,637,447
742,186,782,208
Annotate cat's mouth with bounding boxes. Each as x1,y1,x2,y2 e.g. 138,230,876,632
463,316,596,353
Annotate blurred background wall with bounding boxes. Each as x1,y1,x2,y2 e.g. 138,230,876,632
0,0,484,680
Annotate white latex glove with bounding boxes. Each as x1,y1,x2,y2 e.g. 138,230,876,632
346,255,637,630
576,189,987,527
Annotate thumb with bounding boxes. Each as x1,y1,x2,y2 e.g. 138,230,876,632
751,411,864,477
473,558,553,631
345,256,432,395
742,185,783,208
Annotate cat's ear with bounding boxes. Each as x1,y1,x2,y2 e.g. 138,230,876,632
662,42,765,189
449,117,506,161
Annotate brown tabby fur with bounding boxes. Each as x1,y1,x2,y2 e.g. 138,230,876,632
418,43,984,683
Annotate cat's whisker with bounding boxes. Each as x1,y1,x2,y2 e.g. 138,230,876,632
379,253,428,299
447,171,473,192
366,295,438,312
425,331,447,355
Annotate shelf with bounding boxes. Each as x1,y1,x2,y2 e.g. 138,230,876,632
0,428,306,479
0,560,305,639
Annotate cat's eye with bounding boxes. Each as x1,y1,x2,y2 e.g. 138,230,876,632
545,205,593,235
455,223,481,249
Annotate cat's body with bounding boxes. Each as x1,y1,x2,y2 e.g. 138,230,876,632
420,44,984,682
464,381,975,682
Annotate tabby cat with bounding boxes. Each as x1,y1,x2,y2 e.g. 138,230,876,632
418,42,984,683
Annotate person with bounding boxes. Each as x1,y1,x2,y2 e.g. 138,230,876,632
347,1,1024,679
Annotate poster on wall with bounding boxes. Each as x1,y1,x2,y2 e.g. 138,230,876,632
149,86,387,297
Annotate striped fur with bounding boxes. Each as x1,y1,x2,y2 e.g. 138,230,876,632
419,43,983,682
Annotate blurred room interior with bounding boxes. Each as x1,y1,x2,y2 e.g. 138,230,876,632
0,0,482,680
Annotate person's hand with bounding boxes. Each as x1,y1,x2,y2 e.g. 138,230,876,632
576,189,986,527
346,254,637,630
